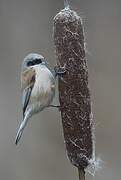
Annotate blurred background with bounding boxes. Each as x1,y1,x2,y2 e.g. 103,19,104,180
0,0,121,179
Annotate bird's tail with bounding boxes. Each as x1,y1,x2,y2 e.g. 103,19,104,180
15,109,32,145
15,122,25,145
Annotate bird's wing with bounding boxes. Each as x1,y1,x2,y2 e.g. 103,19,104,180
21,67,35,117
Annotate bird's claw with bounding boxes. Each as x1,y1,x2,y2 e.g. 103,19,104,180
54,65,66,77
47,105,61,111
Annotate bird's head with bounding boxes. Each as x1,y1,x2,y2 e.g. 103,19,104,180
22,53,48,70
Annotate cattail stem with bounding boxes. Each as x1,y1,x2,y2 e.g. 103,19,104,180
78,168,85,180
64,0,69,9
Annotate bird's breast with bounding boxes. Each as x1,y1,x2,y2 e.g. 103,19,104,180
30,66,55,107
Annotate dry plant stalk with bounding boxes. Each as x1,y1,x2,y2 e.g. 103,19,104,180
53,7,93,180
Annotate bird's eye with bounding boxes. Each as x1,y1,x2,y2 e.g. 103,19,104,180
27,59,42,66
27,61,33,66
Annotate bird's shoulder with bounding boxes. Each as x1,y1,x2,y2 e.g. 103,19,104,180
21,67,36,91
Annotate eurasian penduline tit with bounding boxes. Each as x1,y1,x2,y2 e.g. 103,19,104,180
15,53,65,145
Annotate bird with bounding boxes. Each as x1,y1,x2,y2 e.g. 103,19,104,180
15,53,58,145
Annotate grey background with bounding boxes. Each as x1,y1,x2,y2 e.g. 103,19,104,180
0,0,121,179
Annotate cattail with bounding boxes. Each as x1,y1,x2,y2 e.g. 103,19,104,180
53,4,95,179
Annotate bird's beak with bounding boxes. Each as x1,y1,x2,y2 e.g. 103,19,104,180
44,59,49,65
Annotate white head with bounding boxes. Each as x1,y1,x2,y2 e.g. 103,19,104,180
22,53,48,71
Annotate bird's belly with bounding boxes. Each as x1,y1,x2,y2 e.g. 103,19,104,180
29,66,55,113
30,80,55,111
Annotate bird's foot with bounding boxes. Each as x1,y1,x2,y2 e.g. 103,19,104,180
54,65,66,77
47,104,61,111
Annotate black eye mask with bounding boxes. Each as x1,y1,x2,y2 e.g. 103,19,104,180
27,59,42,66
